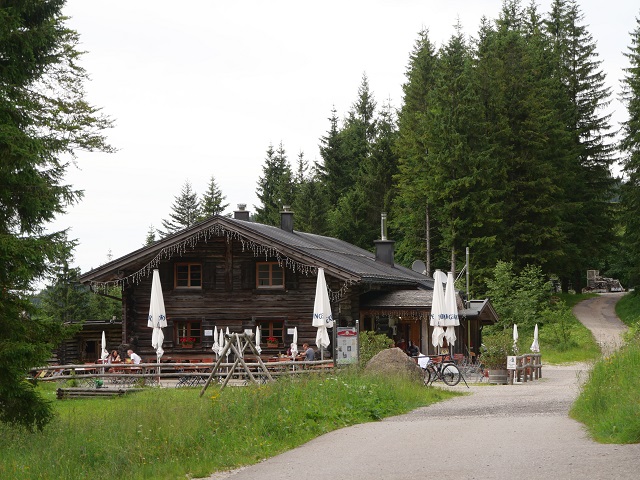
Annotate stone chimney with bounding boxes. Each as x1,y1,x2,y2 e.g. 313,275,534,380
280,205,294,232
234,203,250,221
374,212,395,266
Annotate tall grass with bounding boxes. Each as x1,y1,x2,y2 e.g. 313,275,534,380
570,339,640,443
0,372,457,479
570,291,640,443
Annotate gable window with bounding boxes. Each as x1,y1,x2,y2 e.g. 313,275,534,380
175,263,202,288
256,262,284,289
175,321,201,346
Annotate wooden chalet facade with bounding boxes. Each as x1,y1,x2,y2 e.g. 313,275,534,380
79,207,497,361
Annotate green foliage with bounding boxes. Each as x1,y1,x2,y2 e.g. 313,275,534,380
200,175,229,219
485,261,551,329
254,143,294,226
0,373,457,479
479,331,515,369
159,180,202,236
570,338,640,443
0,0,113,430
358,331,394,366
540,301,576,351
616,290,640,338
620,15,640,288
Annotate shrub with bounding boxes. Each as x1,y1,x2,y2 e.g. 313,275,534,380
479,331,515,369
358,331,394,366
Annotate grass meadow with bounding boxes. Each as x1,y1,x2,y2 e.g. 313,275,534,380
0,371,458,479
570,291,640,444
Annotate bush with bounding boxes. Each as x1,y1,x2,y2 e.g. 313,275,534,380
479,331,515,369
358,331,394,366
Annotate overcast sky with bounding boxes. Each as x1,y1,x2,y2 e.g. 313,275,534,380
52,0,639,275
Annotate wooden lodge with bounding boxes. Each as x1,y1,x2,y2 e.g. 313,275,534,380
78,206,497,361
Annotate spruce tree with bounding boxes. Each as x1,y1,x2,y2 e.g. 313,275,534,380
474,0,568,275
620,14,640,286
159,180,202,236
391,29,439,267
200,175,229,218
254,142,293,226
0,0,113,429
545,0,616,289
425,23,499,278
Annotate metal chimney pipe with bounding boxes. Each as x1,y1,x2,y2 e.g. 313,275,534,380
381,212,387,240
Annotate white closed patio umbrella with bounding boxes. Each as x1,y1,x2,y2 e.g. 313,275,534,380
531,324,540,353
100,330,109,363
255,325,262,354
291,326,298,358
443,271,460,352
312,268,333,358
513,324,519,354
211,326,220,356
148,269,167,363
430,270,446,352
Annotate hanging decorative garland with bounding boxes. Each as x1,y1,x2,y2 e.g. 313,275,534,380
88,222,355,302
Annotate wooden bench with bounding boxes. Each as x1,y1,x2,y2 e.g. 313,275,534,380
56,387,143,399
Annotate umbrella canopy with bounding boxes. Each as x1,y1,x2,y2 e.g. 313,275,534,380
100,331,109,363
147,269,167,361
312,268,333,349
211,326,220,355
291,326,299,357
513,324,519,354
430,269,446,349
255,325,262,354
530,324,540,353
443,271,460,346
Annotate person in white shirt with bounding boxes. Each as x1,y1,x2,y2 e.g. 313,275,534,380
127,349,142,364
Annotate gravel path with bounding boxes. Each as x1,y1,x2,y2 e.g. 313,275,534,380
204,293,639,480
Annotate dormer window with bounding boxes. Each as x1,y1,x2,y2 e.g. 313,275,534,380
256,262,284,289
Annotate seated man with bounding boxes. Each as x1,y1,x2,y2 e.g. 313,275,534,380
303,343,315,361
127,349,142,365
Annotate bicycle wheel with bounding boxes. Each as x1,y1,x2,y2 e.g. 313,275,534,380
442,363,461,386
423,366,434,386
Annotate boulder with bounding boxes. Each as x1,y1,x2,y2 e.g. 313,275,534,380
364,347,423,382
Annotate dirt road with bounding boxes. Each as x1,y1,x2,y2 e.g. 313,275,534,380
206,293,639,480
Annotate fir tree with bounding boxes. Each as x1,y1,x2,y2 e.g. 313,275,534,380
145,224,156,245
620,14,640,286
200,175,229,218
0,0,113,430
254,142,294,226
545,0,616,289
391,29,439,267
159,180,202,236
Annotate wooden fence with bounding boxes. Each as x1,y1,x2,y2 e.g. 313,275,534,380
508,354,542,384
31,359,335,395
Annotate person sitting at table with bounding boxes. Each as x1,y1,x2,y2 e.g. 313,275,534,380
108,349,121,363
303,343,315,361
127,349,142,365
407,341,419,357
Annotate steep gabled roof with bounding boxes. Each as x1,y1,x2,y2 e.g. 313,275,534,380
79,215,433,290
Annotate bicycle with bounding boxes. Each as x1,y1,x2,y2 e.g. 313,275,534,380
421,354,463,386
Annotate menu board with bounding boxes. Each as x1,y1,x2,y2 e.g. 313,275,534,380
336,327,358,365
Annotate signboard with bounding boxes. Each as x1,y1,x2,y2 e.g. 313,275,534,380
204,329,213,337
336,327,358,365
507,355,517,370
287,328,296,335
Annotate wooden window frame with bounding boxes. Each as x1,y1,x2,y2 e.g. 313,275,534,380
256,261,285,289
175,262,202,288
257,319,285,345
174,320,202,346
